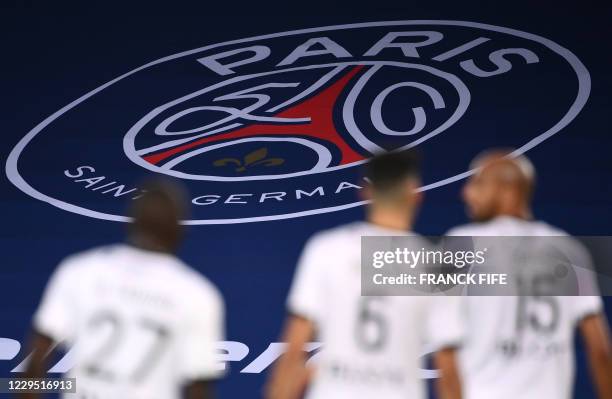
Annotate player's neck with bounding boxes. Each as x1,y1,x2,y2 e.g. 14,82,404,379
367,206,413,232
128,234,174,254
495,205,532,220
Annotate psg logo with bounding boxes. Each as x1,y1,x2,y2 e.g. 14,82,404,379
6,20,590,224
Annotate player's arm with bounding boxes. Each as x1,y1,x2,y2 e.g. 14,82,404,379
579,313,612,399
19,258,77,399
433,347,462,399
16,330,55,399
265,235,324,399
265,314,315,399
427,295,465,399
183,379,217,399
180,285,226,399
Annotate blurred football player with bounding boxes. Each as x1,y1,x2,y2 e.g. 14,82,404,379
448,150,612,399
21,179,225,399
266,150,464,399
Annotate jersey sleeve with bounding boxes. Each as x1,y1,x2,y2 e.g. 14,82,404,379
33,259,78,343
178,285,226,381
445,225,474,237
567,239,603,322
572,296,603,323
287,235,327,324
571,261,603,322
424,296,465,352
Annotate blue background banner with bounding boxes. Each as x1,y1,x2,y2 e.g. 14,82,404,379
2,1,611,397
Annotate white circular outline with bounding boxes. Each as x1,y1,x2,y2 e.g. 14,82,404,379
5,20,591,225
125,60,469,181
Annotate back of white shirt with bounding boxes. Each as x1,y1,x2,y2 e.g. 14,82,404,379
288,222,464,399
448,217,602,399
34,244,224,399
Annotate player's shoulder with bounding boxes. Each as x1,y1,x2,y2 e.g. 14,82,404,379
303,221,371,251
529,221,568,236
168,261,223,305
446,218,568,237
445,223,487,236
55,244,120,275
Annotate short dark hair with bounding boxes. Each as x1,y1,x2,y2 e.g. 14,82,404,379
129,178,188,239
364,150,421,192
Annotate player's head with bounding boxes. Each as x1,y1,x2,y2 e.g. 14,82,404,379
128,178,189,253
462,149,535,222
363,150,422,209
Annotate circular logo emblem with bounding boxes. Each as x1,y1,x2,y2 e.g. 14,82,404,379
6,21,590,224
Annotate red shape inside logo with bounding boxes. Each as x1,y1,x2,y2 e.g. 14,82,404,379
143,65,366,166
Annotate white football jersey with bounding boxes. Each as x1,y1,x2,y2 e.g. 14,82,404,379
34,244,225,399
447,216,603,399
288,222,464,399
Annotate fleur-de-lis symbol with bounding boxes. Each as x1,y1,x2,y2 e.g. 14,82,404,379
213,147,284,172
